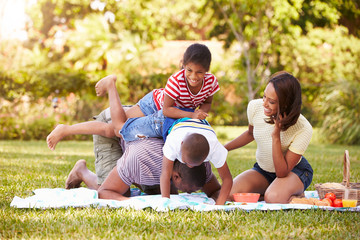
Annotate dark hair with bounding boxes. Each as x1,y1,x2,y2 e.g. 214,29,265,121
265,71,302,131
182,43,212,71
173,160,206,188
181,133,209,165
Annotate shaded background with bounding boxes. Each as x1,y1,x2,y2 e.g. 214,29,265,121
0,0,359,144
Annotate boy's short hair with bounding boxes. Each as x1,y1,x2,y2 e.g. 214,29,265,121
181,133,209,166
182,43,212,71
173,160,206,188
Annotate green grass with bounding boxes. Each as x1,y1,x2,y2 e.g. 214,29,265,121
1,126,360,239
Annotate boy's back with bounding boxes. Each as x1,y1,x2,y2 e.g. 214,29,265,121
163,119,227,168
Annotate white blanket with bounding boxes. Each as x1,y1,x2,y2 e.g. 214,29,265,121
10,188,360,212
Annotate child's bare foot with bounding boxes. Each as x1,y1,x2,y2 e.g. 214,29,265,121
46,124,68,150
95,74,117,96
65,159,86,189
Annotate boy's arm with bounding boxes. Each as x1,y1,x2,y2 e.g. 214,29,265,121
198,95,213,114
163,95,193,118
160,156,174,199
215,162,233,205
162,94,208,120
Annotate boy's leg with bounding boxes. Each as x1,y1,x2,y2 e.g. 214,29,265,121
125,105,145,118
95,75,127,136
46,121,115,151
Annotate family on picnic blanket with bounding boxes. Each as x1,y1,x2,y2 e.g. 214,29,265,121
46,43,313,205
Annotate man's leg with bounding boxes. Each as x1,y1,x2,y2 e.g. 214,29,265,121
65,159,99,190
65,108,124,189
93,108,124,185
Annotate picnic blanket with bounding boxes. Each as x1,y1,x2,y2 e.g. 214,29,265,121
10,188,360,212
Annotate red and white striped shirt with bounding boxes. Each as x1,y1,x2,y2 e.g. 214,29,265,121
152,69,220,110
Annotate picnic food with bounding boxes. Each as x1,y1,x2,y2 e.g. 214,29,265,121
324,192,336,201
333,199,343,207
319,182,346,189
315,150,360,206
342,199,357,207
290,197,331,206
322,198,334,207
323,192,345,207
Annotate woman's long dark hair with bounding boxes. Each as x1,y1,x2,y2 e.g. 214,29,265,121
265,71,302,131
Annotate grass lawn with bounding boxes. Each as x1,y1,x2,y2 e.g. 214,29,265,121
1,126,359,239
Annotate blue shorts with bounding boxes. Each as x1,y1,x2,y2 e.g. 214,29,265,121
120,91,165,142
252,156,313,191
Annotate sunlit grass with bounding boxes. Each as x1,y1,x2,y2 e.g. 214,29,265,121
1,127,360,239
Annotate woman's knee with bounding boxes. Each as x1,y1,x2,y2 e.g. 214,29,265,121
264,190,289,203
229,170,268,200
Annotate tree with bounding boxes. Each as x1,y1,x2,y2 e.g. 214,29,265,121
207,0,357,101
207,0,306,100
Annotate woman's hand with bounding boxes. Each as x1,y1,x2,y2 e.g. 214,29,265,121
271,113,285,139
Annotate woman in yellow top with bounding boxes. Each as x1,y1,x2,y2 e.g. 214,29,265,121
225,71,313,203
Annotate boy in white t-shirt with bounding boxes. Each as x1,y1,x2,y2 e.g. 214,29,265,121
160,118,232,205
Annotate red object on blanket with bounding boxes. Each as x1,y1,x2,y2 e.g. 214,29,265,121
233,193,260,203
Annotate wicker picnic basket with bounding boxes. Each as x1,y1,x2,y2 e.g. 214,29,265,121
315,150,360,206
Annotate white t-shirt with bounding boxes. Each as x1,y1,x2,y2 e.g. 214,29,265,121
248,99,313,172
163,120,228,168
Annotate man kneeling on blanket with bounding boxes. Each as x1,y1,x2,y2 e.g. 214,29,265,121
65,110,221,201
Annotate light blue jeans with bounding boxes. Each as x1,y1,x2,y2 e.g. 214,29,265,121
120,91,165,142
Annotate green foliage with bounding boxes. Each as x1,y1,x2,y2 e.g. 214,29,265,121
279,26,360,129
1,0,360,144
280,26,360,84
207,0,308,100
316,80,360,145
208,81,248,126
0,94,99,141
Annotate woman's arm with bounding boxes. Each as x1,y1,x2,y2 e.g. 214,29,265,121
224,125,254,151
272,117,302,177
